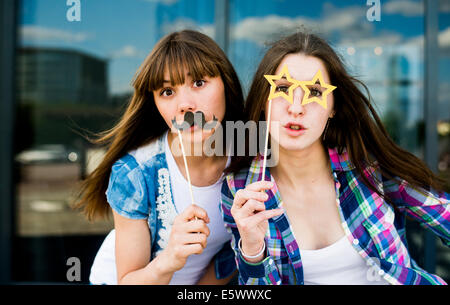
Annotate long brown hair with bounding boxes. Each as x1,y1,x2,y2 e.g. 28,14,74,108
74,30,245,220
227,31,445,201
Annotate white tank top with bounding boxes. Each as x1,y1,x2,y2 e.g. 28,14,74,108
300,235,390,285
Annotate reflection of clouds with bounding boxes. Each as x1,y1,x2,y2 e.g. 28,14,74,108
230,4,375,46
20,25,91,43
321,3,370,34
231,15,316,45
406,27,450,53
383,0,450,16
161,18,214,39
383,0,423,16
109,45,144,59
439,27,450,49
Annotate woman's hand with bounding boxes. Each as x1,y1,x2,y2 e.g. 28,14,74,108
230,181,284,262
160,204,210,273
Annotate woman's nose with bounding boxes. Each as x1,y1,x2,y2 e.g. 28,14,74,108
177,89,196,113
288,88,306,116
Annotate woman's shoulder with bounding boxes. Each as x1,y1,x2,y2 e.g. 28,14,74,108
112,133,167,173
128,133,167,167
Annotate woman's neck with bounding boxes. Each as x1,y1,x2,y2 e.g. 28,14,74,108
271,140,332,190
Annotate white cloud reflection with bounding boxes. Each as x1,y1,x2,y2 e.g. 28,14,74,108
20,25,92,43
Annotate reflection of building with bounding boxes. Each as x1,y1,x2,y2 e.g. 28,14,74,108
17,47,108,104
341,44,422,154
388,54,411,123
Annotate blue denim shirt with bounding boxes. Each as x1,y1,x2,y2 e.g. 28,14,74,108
106,133,235,279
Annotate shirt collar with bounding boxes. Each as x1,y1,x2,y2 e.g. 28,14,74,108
248,146,355,179
327,147,356,172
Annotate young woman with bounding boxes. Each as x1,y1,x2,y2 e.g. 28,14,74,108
75,30,244,284
220,32,450,285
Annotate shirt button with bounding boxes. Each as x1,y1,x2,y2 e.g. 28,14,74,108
269,259,274,265
353,239,359,245
378,270,385,276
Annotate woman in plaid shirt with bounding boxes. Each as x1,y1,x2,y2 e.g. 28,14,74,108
220,32,449,285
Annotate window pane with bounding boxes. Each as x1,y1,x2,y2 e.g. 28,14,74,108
15,0,215,282
436,0,450,283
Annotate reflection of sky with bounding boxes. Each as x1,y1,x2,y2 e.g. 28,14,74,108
18,0,450,119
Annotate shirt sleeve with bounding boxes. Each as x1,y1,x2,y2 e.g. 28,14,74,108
106,155,149,220
220,178,281,285
213,241,236,280
382,176,450,247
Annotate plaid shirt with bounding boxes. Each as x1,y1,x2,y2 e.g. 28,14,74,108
220,148,450,285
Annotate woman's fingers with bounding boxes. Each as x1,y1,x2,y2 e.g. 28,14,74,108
177,204,209,224
233,181,273,208
241,199,266,215
234,189,268,208
183,243,204,255
182,233,208,249
246,181,274,192
248,208,284,227
182,219,210,236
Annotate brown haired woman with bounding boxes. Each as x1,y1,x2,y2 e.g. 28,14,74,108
75,30,244,284
220,31,449,285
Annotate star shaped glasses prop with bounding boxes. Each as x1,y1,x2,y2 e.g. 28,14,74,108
264,65,337,109
264,65,297,105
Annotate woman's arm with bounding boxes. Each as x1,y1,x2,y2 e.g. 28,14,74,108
114,204,211,284
220,179,284,285
383,177,450,246
113,210,174,284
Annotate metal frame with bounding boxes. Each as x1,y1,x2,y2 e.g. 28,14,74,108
215,0,229,54
423,0,439,273
0,0,18,284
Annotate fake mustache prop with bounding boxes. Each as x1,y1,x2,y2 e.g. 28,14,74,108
171,111,218,131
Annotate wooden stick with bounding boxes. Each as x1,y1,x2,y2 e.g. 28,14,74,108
261,91,273,182
177,129,195,206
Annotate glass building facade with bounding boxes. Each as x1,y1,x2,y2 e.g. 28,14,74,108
0,0,449,283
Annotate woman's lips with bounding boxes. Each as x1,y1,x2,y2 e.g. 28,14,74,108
284,122,307,136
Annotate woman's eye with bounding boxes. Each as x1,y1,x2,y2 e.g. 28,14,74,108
275,85,289,93
193,80,206,88
310,88,322,97
160,88,174,97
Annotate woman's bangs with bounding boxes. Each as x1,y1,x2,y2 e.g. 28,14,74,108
148,42,220,91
